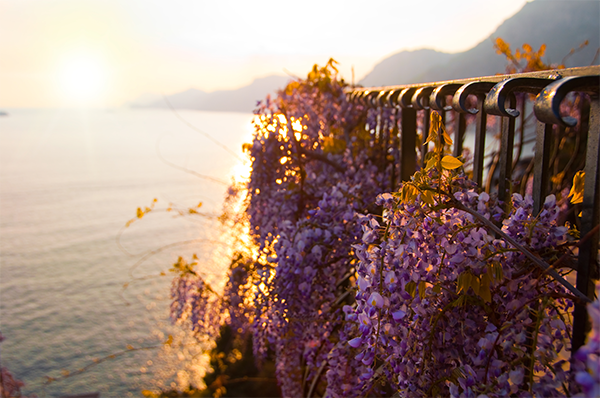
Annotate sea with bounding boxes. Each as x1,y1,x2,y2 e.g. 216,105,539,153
0,108,254,397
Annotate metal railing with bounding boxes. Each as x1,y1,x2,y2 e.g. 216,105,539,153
346,65,599,355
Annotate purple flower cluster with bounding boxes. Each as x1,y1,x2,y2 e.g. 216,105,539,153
573,283,600,398
170,272,221,340
240,63,407,396
344,182,579,397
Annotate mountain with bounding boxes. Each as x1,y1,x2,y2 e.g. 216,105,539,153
359,0,600,87
134,0,599,111
359,49,453,87
130,75,290,113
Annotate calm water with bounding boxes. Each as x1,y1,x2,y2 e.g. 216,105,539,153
0,108,253,397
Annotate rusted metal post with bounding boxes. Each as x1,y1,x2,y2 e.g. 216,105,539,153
573,96,599,353
532,122,553,215
400,108,417,182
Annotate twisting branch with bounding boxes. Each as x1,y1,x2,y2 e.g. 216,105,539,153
449,197,591,304
298,147,345,173
546,224,600,271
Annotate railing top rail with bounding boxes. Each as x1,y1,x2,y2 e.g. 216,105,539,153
346,65,599,94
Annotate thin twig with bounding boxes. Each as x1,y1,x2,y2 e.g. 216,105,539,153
156,135,229,185
307,359,328,398
298,147,345,173
224,376,279,385
162,94,244,162
546,224,600,271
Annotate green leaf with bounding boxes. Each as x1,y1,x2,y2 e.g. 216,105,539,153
402,185,419,204
479,273,492,302
425,156,437,170
569,170,585,204
452,295,465,307
470,275,480,296
418,280,427,300
493,261,504,282
442,130,453,146
422,190,435,207
459,271,472,294
441,155,463,170
405,280,417,298
430,111,442,136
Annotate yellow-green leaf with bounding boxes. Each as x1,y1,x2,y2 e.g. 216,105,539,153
418,280,427,300
442,130,453,146
479,273,492,302
569,170,585,204
422,190,435,207
551,171,565,186
470,276,480,296
441,155,463,170
458,271,472,294
402,185,419,204
405,280,417,298
425,156,437,171
425,130,437,145
493,262,504,282
457,272,464,293
430,111,442,135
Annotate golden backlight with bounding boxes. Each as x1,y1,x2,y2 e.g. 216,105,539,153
57,53,109,106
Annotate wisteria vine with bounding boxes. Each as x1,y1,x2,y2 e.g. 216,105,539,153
169,60,599,397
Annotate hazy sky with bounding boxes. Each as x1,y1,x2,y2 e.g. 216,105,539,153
0,0,530,108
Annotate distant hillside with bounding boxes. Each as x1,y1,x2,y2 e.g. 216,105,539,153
134,0,599,111
130,75,290,113
360,0,599,86
360,49,453,87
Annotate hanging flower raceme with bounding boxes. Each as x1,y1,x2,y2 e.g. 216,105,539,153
244,59,404,397
341,177,585,397
170,257,222,341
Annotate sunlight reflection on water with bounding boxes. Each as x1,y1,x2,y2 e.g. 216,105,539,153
0,108,253,397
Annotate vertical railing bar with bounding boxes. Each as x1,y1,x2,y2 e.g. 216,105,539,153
532,122,553,215
453,112,466,158
497,94,517,206
400,107,417,182
421,108,431,169
576,95,591,170
376,106,382,142
473,95,488,187
572,96,600,354
513,97,527,171
390,107,399,190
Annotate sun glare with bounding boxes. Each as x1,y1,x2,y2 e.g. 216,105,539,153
58,53,108,105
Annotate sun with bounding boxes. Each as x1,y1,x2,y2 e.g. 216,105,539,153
58,53,109,105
